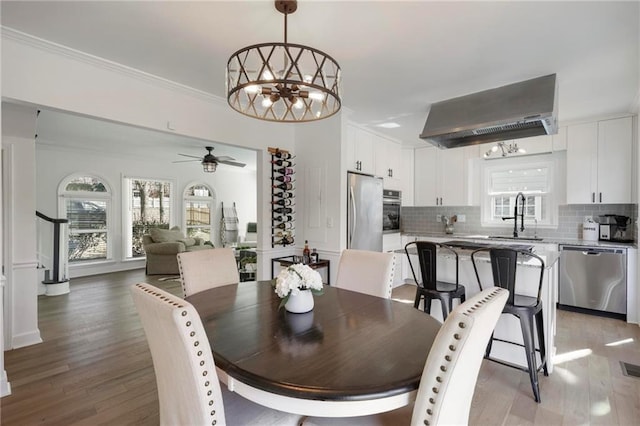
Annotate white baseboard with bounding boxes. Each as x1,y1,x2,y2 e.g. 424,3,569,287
0,370,11,397
11,330,43,349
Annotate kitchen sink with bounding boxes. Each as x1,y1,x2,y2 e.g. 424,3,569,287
488,236,544,242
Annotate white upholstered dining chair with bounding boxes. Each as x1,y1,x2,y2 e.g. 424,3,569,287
334,249,395,299
304,287,508,426
177,248,239,297
130,282,227,426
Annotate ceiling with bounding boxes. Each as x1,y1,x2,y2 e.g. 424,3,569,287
1,1,639,147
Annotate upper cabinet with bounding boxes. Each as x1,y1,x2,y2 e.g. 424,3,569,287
414,146,478,206
566,116,633,204
346,124,375,175
345,124,403,190
374,135,402,190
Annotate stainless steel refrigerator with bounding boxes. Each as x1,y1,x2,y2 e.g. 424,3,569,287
347,172,383,251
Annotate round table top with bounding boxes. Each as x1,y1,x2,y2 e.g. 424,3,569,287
186,280,441,401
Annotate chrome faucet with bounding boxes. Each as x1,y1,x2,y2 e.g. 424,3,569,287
502,192,526,237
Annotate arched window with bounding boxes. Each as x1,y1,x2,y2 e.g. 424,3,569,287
59,174,112,263
183,183,215,243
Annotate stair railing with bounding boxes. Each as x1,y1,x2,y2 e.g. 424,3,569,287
36,211,69,285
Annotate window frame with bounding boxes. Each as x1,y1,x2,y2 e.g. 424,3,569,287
122,175,175,260
182,182,216,243
58,173,113,265
481,154,559,229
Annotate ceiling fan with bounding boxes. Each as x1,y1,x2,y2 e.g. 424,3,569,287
173,146,246,172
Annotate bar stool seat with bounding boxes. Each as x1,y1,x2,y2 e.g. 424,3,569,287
405,241,466,321
471,247,549,403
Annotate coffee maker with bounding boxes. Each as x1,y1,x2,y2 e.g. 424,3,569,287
598,215,633,242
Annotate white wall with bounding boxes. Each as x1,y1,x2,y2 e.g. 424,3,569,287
2,103,42,350
1,29,299,347
35,142,257,278
294,116,344,284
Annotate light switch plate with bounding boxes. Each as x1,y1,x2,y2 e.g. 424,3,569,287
436,214,442,222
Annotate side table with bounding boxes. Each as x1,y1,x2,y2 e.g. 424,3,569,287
271,255,331,285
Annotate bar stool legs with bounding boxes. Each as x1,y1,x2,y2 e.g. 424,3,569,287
487,308,548,403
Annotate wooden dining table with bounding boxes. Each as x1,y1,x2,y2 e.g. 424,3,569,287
185,280,441,417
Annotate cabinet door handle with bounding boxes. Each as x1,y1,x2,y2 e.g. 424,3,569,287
440,197,443,205
592,192,595,203
599,192,602,203
436,197,439,205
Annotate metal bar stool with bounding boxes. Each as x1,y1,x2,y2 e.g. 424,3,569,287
405,241,465,321
471,247,549,403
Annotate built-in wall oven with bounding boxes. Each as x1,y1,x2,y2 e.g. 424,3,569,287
383,189,401,233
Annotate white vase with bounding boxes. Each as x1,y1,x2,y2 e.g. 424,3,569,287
285,289,314,314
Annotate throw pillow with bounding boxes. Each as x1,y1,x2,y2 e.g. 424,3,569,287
150,227,185,243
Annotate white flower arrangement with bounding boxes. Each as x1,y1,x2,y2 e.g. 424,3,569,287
274,263,324,308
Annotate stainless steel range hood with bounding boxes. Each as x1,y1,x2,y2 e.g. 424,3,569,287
420,74,558,149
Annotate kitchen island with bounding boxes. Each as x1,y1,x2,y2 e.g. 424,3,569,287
398,240,559,373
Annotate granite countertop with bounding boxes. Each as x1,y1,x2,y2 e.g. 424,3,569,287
401,232,637,249
397,245,559,270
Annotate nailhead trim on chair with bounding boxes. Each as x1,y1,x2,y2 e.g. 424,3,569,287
386,254,396,298
419,287,504,426
134,283,221,426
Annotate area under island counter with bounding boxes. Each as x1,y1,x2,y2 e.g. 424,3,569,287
397,240,559,374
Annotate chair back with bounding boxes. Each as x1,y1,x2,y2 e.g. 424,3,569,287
334,249,395,298
411,287,509,426
131,283,226,426
405,241,458,291
471,248,545,306
177,248,239,297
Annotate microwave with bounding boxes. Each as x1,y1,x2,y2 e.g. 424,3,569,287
383,190,401,233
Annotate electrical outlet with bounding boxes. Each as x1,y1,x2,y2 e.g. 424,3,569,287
457,214,466,222
584,215,592,222
436,214,442,222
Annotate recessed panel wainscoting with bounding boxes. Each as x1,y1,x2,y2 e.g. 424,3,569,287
2,270,640,424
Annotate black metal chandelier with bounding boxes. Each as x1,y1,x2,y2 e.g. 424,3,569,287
226,0,341,122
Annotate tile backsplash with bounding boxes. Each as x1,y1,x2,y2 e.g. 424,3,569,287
401,204,637,241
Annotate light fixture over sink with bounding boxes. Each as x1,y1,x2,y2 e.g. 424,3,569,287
483,141,526,158
226,0,341,122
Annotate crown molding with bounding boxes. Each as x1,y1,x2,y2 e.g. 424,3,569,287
1,26,227,107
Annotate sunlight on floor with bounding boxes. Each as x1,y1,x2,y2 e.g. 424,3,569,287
591,398,612,416
552,366,579,384
553,348,593,364
392,297,414,305
605,337,634,347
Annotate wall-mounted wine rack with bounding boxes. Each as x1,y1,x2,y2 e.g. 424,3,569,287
269,147,295,248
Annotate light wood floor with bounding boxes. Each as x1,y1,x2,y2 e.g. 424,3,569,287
2,270,640,425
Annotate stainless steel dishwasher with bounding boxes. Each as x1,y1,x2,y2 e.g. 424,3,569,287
558,245,627,318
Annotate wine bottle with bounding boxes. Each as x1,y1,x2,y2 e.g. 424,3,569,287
272,175,292,183
275,214,293,222
275,167,294,175
276,222,294,230
303,240,311,264
274,151,292,159
310,248,319,263
271,199,293,207
273,183,293,191
274,236,295,245
271,159,293,167
273,207,293,214
274,191,293,199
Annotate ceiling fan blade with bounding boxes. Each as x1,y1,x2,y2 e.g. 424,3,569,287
215,155,236,162
218,160,246,168
178,153,203,159
172,159,201,163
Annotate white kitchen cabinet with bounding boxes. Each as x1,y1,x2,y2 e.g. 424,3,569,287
345,124,375,174
414,146,472,206
566,117,632,204
374,135,402,189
